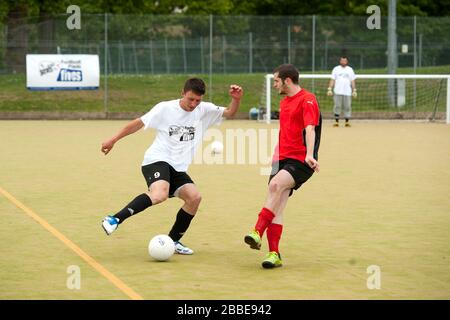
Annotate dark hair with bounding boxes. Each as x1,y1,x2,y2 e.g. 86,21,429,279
340,56,349,60
183,78,206,95
273,64,299,84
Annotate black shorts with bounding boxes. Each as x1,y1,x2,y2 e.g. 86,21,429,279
269,158,314,196
141,161,194,197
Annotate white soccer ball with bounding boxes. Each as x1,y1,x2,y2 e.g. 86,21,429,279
211,140,224,154
148,234,175,261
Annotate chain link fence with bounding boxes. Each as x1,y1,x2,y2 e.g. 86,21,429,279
2,14,450,74
0,14,449,118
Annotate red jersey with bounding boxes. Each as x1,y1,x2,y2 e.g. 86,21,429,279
272,88,322,163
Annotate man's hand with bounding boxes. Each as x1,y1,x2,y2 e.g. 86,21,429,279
101,138,115,155
100,118,144,155
305,155,320,172
229,84,243,100
223,85,243,118
352,89,357,98
327,87,333,97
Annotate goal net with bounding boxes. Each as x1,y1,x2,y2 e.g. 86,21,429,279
260,74,450,123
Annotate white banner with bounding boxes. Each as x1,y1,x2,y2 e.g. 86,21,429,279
26,54,100,90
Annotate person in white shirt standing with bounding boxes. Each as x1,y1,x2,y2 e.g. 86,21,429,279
327,56,357,127
100,78,243,255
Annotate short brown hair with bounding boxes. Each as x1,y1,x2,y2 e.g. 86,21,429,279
184,78,206,95
273,64,299,84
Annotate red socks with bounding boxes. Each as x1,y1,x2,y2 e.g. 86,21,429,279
254,208,283,254
267,223,283,253
254,207,275,237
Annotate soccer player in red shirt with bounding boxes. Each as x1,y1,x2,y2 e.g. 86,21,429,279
244,64,322,268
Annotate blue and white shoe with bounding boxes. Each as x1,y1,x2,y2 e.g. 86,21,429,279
174,241,194,255
102,216,119,235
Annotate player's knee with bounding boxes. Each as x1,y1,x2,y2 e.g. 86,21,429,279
268,180,282,195
186,192,202,208
147,191,169,204
269,179,291,196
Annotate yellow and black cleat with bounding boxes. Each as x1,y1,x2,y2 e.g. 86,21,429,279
262,251,283,269
244,230,262,250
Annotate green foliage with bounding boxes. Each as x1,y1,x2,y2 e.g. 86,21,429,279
1,1,448,73
0,0,449,16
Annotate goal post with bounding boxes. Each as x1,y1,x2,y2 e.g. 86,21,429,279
263,74,450,124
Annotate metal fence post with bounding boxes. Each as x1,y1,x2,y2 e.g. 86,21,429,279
312,15,316,92
200,36,204,74
118,41,122,73
419,33,422,67
182,37,187,73
165,38,170,73
132,40,139,74
222,35,226,73
104,13,108,116
149,39,154,74
388,0,398,107
287,25,291,64
249,32,253,73
447,77,450,124
209,14,213,101
413,16,417,111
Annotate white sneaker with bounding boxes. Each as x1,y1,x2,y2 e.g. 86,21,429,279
174,241,194,255
102,216,119,235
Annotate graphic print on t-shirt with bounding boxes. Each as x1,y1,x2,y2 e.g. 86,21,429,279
168,125,196,142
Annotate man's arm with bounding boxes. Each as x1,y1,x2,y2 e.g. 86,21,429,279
327,79,335,96
222,85,243,119
351,79,357,97
304,125,320,172
101,118,144,155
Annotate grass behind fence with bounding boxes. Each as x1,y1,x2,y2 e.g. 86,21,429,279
0,65,449,114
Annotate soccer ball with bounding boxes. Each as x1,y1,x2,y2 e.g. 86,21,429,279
148,234,175,261
211,140,224,154
249,107,259,120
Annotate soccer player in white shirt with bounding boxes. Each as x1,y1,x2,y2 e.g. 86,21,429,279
100,78,243,255
327,56,357,127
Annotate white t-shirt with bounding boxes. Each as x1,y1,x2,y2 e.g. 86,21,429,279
140,99,225,172
331,65,356,96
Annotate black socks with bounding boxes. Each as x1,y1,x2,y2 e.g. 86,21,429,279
113,193,152,224
111,195,195,241
334,114,340,123
168,208,194,242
